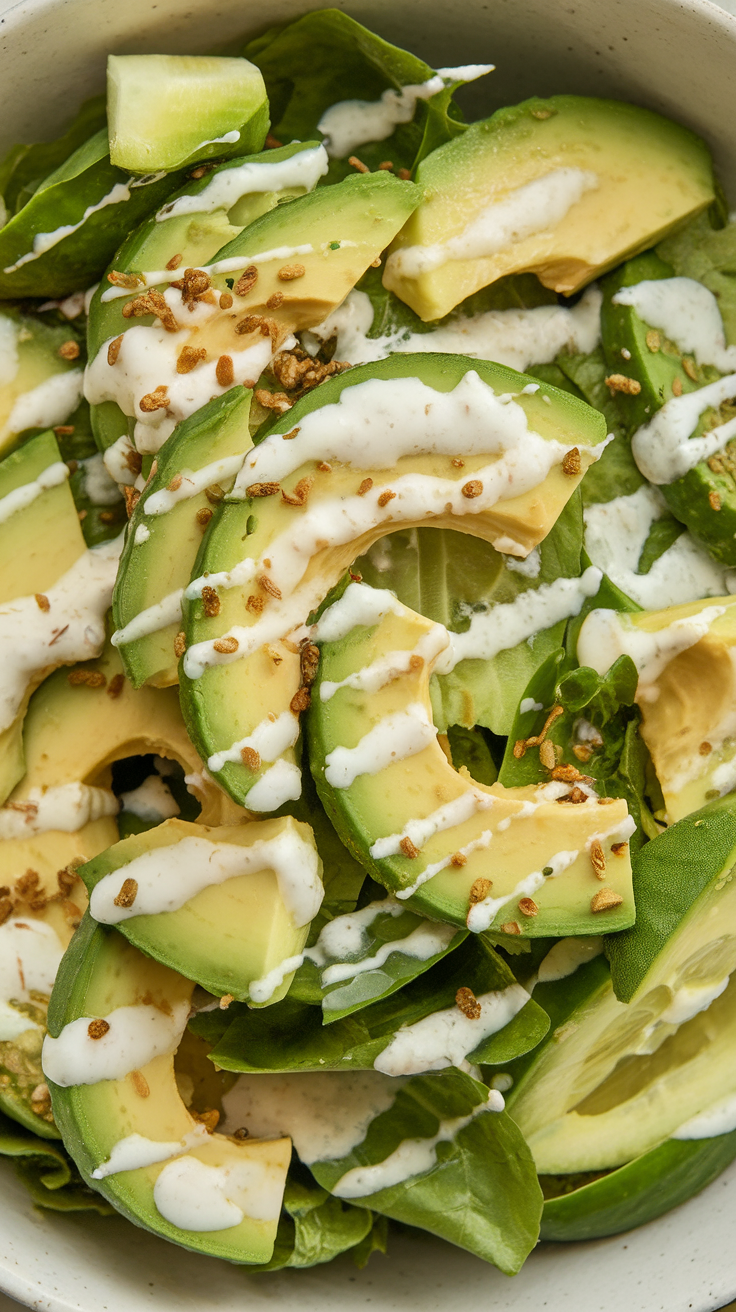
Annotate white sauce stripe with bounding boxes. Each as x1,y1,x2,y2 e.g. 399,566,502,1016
466,849,580,933
98,244,318,301
612,277,736,373
632,373,736,485
207,710,299,774
42,1002,190,1087
155,144,329,221
0,919,65,1042
244,759,303,812
313,582,404,642
370,789,493,860
577,604,727,688
536,936,603,985
111,588,183,647
249,953,306,1005
143,455,245,516
91,1125,210,1179
672,1090,736,1141
4,182,133,274
0,460,69,526
397,828,494,901
374,983,529,1076
324,702,435,789
319,921,458,988
90,829,322,929
0,782,118,839
0,369,84,444
320,623,448,701
153,1153,284,1230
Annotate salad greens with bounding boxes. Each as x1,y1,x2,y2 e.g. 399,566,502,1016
2,2,736,1279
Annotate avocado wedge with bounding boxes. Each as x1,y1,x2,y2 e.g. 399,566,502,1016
0,306,84,458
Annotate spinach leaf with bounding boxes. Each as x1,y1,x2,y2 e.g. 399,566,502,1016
558,347,645,503
658,212,736,345
0,94,107,217
0,1109,112,1213
252,1168,375,1271
307,1067,542,1273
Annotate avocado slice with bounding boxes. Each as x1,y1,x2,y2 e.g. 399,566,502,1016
577,595,736,822
0,130,179,299
111,387,254,688
107,55,269,174
308,584,634,933
383,96,714,322
46,915,291,1261
178,353,606,813
0,93,107,219
500,796,736,1171
79,815,323,1005
0,307,84,457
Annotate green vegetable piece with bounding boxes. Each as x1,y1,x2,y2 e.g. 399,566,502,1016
107,55,269,173
0,94,107,218
0,130,180,298
251,1170,374,1271
0,305,84,459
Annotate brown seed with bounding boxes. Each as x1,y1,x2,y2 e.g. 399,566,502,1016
399,836,420,859
591,887,624,913
455,986,482,1020
67,668,106,688
30,1082,50,1105
409,654,424,672
56,427,75,438
34,593,50,612
124,448,143,476
107,334,124,366
562,447,581,476
122,288,179,332
672,377,683,397
246,594,266,614
130,1070,150,1097
123,486,140,517
247,481,280,498
451,851,468,868
167,473,182,492
300,642,320,687
611,841,629,857
377,489,396,508
241,746,261,771
281,427,301,441
451,458,465,468
290,687,311,714
113,878,138,909
88,1019,110,1040
605,373,642,395
258,575,282,599
107,270,143,289
378,160,394,171
551,763,588,784
177,344,207,374
539,739,556,770
174,631,187,658
277,263,306,281
397,168,412,180
194,1109,220,1132
216,354,235,387
348,156,370,173
468,877,491,904
234,265,258,297
180,267,212,305
166,253,183,271
357,478,374,496
107,673,125,699
501,921,521,935
266,292,284,309
699,741,713,755
201,585,221,617
646,329,661,353
572,744,594,762
58,339,80,360
265,133,283,149
462,479,483,499
233,1126,250,1140
139,385,169,413
204,484,225,504
196,507,214,529
519,897,539,917
219,292,233,309
590,840,607,879
709,490,722,511
219,994,235,1010
683,357,699,381
213,636,239,654
281,476,313,507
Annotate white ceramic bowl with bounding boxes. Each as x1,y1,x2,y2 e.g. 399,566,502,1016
2,0,736,1307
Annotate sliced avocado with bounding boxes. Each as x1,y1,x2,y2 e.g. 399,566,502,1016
178,353,606,812
501,796,736,1171
0,307,84,457
308,586,633,934
79,815,323,1004
0,130,179,299
46,915,291,1261
383,96,714,322
112,388,254,688
600,252,736,564
107,56,269,173
539,1128,736,1241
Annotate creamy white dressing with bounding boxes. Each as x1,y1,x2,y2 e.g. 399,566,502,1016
313,582,404,643
90,829,322,929
331,1090,504,1198
119,774,179,822
505,547,541,579
134,524,150,545
3,183,134,274
520,697,543,713
248,952,306,1005
0,460,69,526
111,587,183,648
103,433,138,487
80,452,124,507
99,243,318,302
42,1000,190,1087
0,315,19,386
0,782,118,838
583,485,736,607
305,285,602,373
320,622,448,701
370,789,494,860
374,983,529,1076
156,144,329,221
244,758,303,811
385,168,598,279
536,936,603,985
660,977,730,1025
0,369,84,444
207,709,300,774
0,919,65,1042
220,1069,402,1163
631,373,736,485
577,604,727,691
324,702,436,789
672,1090,736,1140
153,1152,284,1231
397,828,494,901
466,848,581,933
0,534,122,733
612,277,736,373
91,1124,210,1179
319,921,457,988
143,454,245,516
318,77,444,159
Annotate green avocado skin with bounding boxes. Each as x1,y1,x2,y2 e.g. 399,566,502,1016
540,1129,736,1241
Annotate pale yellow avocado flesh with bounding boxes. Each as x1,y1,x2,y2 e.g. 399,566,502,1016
383,96,714,321
49,928,290,1261
511,860,736,1170
311,598,633,932
0,311,83,459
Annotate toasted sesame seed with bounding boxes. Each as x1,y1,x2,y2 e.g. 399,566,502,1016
539,738,556,770
174,631,187,658
267,292,285,309
501,921,521,935
399,836,420,858
88,1019,110,1040
131,1070,150,1097
605,373,641,395
683,357,699,381
166,253,183,271
259,575,282,599
358,477,374,496
611,841,629,857
196,506,213,528
241,745,261,771
455,986,481,1019
58,339,80,360
562,447,581,476
462,479,483,498
246,481,280,498
300,642,320,687
348,156,369,173
213,637,239,654
590,840,606,879
377,489,396,507
277,263,306,281
35,593,50,612
590,887,624,913
646,329,661,353
709,490,722,511
246,594,266,614
672,377,683,396
113,878,138,909
518,897,538,917
201,586,221,618
290,687,311,714
216,355,235,387
107,334,124,365
468,876,491,903
107,673,125,699
281,476,313,507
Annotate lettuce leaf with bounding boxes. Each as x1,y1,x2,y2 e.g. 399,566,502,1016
0,1109,112,1213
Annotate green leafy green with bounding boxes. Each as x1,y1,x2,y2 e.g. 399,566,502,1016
446,724,498,785
252,1169,375,1271
658,212,736,344
202,937,549,1074
0,94,107,217
558,347,645,503
307,1067,543,1273
0,1110,113,1213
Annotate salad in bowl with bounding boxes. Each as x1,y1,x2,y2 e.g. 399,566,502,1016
2,4,736,1278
